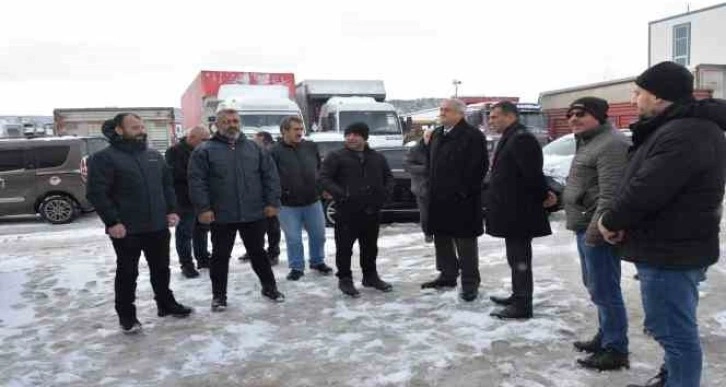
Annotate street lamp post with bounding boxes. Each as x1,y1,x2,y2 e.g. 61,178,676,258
452,79,462,98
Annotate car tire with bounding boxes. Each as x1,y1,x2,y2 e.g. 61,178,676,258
39,195,78,224
323,200,336,227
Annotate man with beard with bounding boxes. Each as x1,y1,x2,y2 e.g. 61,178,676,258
189,107,284,311
599,62,726,387
87,113,192,334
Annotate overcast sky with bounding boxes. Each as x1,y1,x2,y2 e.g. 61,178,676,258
0,0,721,115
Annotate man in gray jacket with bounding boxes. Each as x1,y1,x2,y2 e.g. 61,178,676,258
189,107,284,311
562,97,630,371
404,129,434,243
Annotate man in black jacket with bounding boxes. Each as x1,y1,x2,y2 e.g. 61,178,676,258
598,62,726,387
420,99,488,302
486,101,557,319
87,113,192,334
320,122,394,297
165,126,211,278
271,117,333,281
189,108,284,311
404,129,434,243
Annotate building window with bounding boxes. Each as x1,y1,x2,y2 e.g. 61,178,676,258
673,23,691,66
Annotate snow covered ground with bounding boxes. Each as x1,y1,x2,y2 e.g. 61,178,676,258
1,212,725,386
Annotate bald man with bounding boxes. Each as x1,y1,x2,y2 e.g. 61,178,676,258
166,126,211,278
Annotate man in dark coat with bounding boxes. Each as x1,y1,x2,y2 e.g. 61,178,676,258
598,62,726,387
486,101,557,319
165,126,211,278
404,128,434,243
87,113,192,334
420,99,489,302
320,122,394,297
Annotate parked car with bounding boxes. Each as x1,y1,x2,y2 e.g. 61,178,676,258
0,136,108,224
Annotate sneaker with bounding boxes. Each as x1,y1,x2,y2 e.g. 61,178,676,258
420,276,457,290
211,298,227,312
287,270,305,281
157,302,193,318
120,318,142,335
181,265,200,279
310,263,333,275
577,349,630,371
362,276,393,293
339,279,361,298
574,332,603,354
627,365,667,387
262,287,285,303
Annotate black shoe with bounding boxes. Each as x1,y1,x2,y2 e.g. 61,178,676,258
421,276,457,290
238,254,250,262
460,289,479,302
577,349,630,371
574,332,603,354
269,253,280,266
627,365,667,387
339,279,360,298
181,265,200,279
490,294,513,306
362,277,393,293
262,287,285,303
490,303,533,320
197,258,210,269
310,263,333,275
157,301,193,318
287,270,305,281
120,318,142,334
211,298,227,312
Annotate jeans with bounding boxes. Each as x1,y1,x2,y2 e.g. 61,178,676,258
505,237,533,302
279,202,327,271
434,235,479,291
334,212,380,280
210,220,277,300
111,230,174,322
636,263,705,387
575,232,629,354
175,210,210,267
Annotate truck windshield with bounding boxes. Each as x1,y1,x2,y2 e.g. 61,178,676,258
520,112,546,130
339,111,401,135
241,114,301,131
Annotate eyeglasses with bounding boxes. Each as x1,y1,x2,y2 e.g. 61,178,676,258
566,111,586,119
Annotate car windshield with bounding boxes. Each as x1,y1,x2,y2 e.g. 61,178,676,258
339,111,401,135
241,114,301,131
316,141,345,160
520,112,546,131
543,136,576,157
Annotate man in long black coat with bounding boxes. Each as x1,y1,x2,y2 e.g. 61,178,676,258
421,99,488,302
486,101,557,319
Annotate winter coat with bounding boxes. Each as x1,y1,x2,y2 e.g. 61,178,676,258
319,146,394,220
601,99,726,269
563,124,629,245
86,135,176,235
188,132,281,224
270,140,322,207
485,122,551,238
404,139,428,198
426,119,489,238
165,138,194,210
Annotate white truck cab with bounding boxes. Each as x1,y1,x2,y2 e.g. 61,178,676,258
215,84,304,138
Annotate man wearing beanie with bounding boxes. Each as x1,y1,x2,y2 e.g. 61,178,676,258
320,122,394,297
562,97,631,371
598,61,726,387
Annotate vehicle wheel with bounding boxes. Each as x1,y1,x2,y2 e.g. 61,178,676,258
39,195,78,224
323,200,337,227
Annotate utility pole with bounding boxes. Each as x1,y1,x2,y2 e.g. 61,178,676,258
452,79,462,98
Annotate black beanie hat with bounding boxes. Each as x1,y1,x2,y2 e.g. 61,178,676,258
635,61,694,102
344,122,370,140
567,97,609,124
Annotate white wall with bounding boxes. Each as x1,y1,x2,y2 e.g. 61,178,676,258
649,5,726,66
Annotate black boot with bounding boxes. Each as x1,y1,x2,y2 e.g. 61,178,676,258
574,332,602,353
211,297,227,312
181,264,200,279
577,349,630,371
262,286,285,303
310,263,333,275
339,278,360,298
490,294,513,306
287,269,305,281
362,276,393,293
490,299,533,320
157,298,193,318
197,258,210,270
120,317,142,334
460,288,479,302
420,276,457,290
627,365,667,387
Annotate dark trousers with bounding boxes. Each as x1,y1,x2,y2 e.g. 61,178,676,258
210,220,276,300
175,210,210,267
505,237,533,302
416,195,431,236
111,229,174,322
434,235,480,290
262,216,281,256
334,212,381,280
